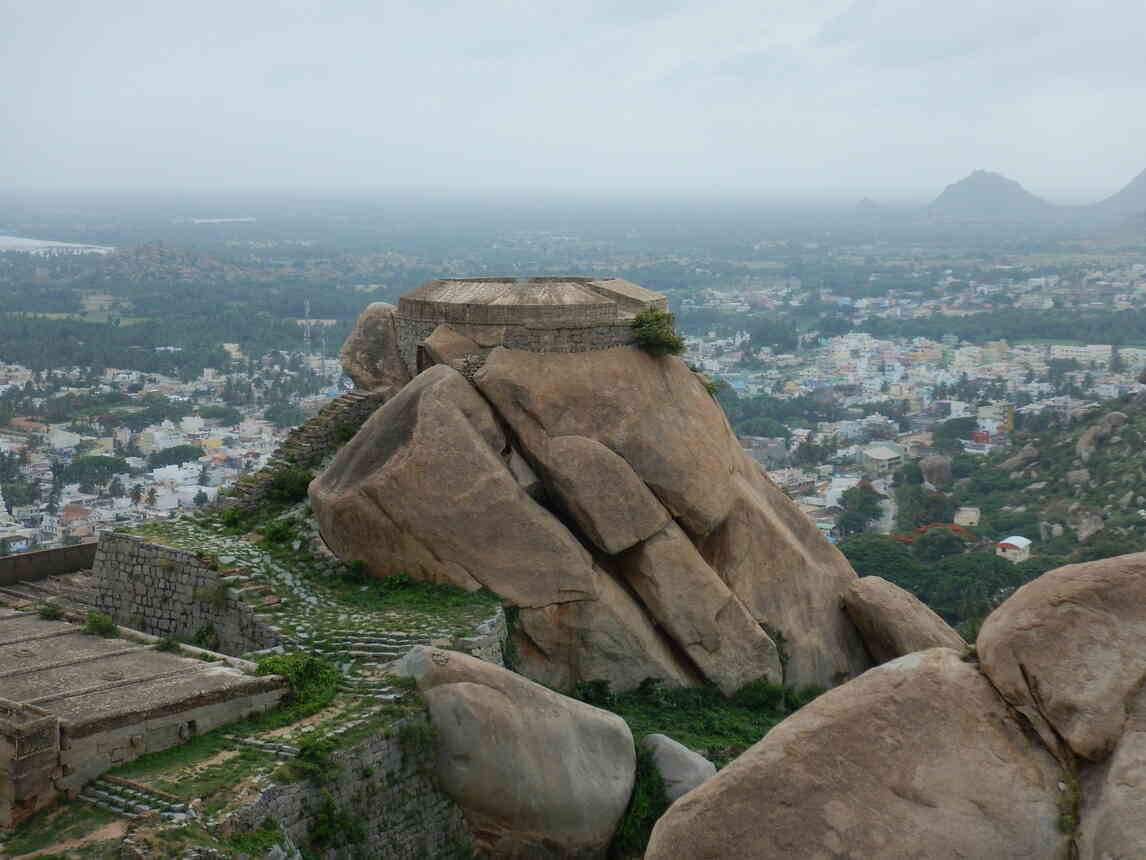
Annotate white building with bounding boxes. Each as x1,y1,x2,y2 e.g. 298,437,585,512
996,535,1032,563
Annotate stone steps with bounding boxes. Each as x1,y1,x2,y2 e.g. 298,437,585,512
79,778,193,821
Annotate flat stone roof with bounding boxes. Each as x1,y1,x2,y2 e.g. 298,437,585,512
0,611,283,733
397,276,666,326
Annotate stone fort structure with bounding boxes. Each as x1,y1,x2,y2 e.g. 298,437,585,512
395,276,667,375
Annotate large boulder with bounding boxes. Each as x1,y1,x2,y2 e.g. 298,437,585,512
622,522,782,694
999,442,1039,472
919,454,952,487
338,302,412,395
541,435,670,555
978,553,1146,762
474,345,869,689
395,646,635,859
645,649,1063,860
1077,686,1146,860
310,365,594,605
843,576,964,664
641,734,716,803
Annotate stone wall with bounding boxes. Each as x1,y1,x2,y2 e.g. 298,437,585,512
92,533,279,656
452,607,508,667
0,700,59,828
227,390,386,510
57,683,285,795
0,543,97,587
395,316,638,378
222,718,476,860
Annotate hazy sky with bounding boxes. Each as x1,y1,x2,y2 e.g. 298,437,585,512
4,0,1144,200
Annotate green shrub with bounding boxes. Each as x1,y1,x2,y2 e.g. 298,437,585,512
259,518,296,545
256,653,340,721
609,745,670,858
631,309,685,357
219,507,253,533
191,624,220,651
309,789,364,847
397,717,438,761
82,611,118,638
37,602,64,620
155,635,183,654
264,466,314,505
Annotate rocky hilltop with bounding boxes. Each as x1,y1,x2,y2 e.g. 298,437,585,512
311,279,880,694
928,169,1055,219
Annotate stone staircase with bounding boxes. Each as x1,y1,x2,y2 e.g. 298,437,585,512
79,777,193,821
320,632,431,663
227,389,385,507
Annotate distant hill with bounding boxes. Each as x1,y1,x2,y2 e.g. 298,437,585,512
1091,167,1146,217
928,170,1056,218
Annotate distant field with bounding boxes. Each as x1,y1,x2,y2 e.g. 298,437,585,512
0,311,151,325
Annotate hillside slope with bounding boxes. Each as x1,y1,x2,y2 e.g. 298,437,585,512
928,169,1056,218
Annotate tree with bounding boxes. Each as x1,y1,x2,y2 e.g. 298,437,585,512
129,484,143,505
108,476,125,498
193,489,209,507
148,445,204,469
932,417,978,454
914,527,966,562
145,487,158,507
263,402,306,429
838,534,924,592
630,309,685,356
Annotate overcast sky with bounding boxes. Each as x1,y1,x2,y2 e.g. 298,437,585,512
4,0,1144,200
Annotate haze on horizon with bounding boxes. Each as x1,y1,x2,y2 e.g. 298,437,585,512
4,0,1145,203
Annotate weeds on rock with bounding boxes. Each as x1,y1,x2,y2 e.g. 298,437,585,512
36,602,64,620
155,635,184,654
256,653,340,722
82,611,118,638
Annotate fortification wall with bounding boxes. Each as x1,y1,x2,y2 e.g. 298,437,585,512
222,718,476,860
92,534,279,656
0,700,59,828
0,543,97,587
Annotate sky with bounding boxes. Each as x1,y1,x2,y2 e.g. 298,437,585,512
4,0,1145,201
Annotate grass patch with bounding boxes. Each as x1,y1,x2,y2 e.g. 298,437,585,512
578,678,822,768
255,653,341,725
324,570,499,617
1,801,117,856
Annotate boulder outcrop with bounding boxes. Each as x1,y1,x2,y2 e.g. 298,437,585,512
999,442,1039,472
978,552,1146,762
339,302,411,396
645,649,1063,860
843,576,964,664
919,454,952,487
315,289,874,692
395,646,635,859
641,734,716,803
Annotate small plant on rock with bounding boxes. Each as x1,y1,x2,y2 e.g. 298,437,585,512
631,309,685,357
37,602,64,620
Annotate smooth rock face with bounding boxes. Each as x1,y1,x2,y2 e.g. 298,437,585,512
514,566,701,692
623,522,782,694
395,647,635,859
423,323,481,367
645,649,1063,860
474,346,741,537
978,552,1146,761
843,576,965,664
1077,686,1146,860
309,365,596,606
641,734,716,803
542,435,671,555
475,346,868,689
698,473,870,687
339,302,412,395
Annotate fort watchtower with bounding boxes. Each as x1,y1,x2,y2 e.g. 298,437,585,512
394,276,667,375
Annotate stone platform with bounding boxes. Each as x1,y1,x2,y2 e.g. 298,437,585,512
0,607,286,828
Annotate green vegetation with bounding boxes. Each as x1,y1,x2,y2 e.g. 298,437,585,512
397,715,439,762
147,444,205,469
631,309,686,357
0,802,118,857
82,610,118,638
273,735,340,785
155,634,184,653
610,745,669,859
325,570,500,617
256,652,341,723
60,454,131,486
37,601,64,620
837,483,884,536
576,678,821,769
263,465,314,505
1057,768,1081,837
309,789,365,848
